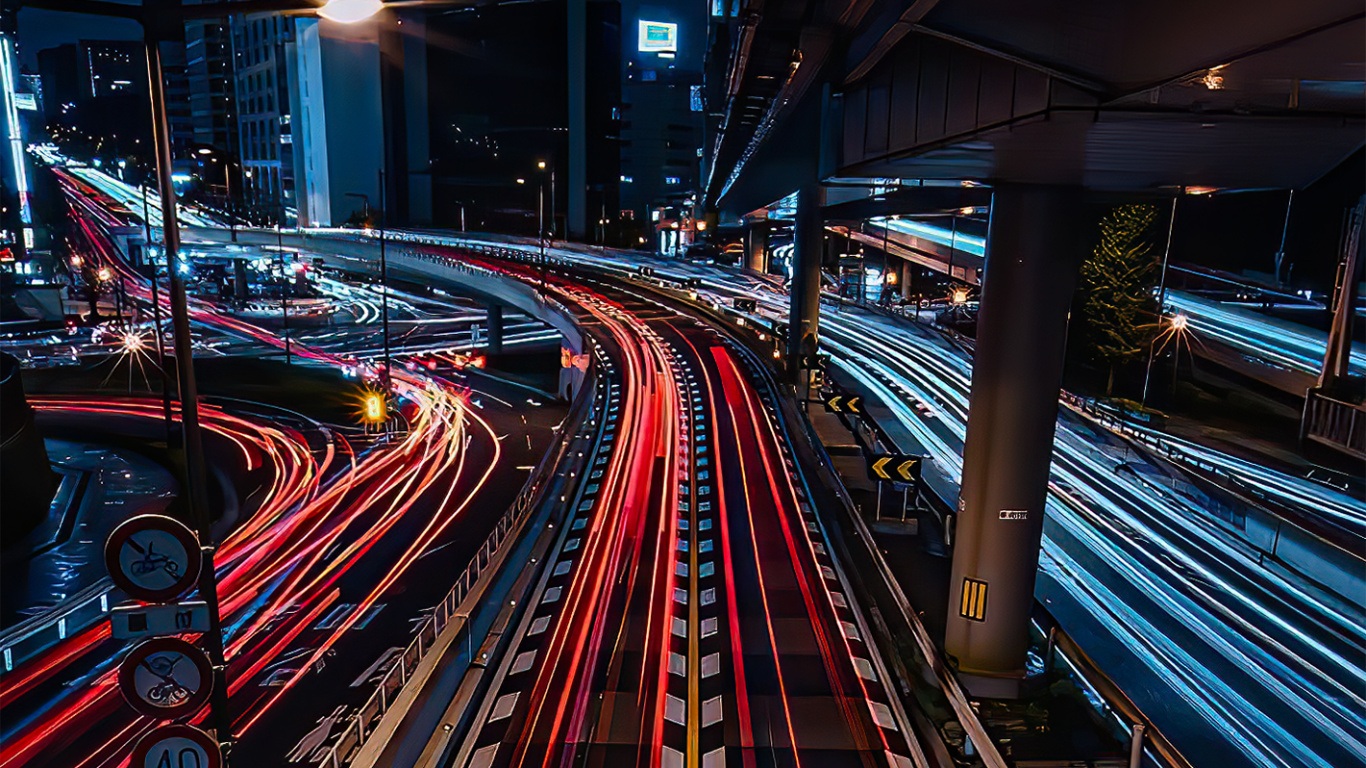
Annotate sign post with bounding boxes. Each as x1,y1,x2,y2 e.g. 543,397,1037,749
105,514,224,753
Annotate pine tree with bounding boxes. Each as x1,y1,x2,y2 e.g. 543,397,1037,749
1079,204,1160,395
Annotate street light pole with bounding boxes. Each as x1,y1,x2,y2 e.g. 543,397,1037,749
225,161,236,243
1142,196,1179,407
144,37,233,758
538,183,547,289
277,198,290,365
142,181,174,435
378,168,391,401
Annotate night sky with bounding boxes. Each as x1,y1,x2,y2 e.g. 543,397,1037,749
15,6,1363,295
16,9,142,68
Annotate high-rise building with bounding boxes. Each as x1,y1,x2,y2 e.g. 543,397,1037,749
286,17,386,227
184,21,238,153
77,40,145,100
35,44,77,123
231,14,294,214
160,42,194,154
36,40,147,123
618,0,706,250
1,29,32,259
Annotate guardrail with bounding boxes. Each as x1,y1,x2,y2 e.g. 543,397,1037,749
1034,609,1194,768
316,349,598,768
1302,389,1366,460
0,579,115,676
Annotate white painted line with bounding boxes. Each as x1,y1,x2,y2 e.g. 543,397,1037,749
350,647,402,688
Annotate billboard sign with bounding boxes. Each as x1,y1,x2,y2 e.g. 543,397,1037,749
638,20,678,53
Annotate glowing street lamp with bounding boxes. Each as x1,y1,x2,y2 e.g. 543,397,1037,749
121,330,146,354
317,0,384,23
97,267,113,282
951,287,970,305
1169,313,1189,331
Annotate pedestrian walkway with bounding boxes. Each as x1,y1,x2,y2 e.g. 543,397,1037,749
1,439,177,631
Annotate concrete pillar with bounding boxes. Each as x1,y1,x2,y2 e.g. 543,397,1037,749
787,184,824,369
945,184,1084,696
487,304,504,355
1,353,58,549
233,259,250,301
746,220,769,274
900,260,913,303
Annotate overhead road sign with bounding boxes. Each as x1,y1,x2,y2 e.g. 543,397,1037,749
867,453,922,483
119,637,214,720
105,515,202,603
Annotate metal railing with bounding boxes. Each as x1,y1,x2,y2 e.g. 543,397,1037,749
319,513,518,768
0,579,115,676
1302,389,1366,460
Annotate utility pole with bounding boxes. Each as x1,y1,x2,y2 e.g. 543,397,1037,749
145,36,233,759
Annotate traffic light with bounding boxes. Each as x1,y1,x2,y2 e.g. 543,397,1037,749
362,393,386,424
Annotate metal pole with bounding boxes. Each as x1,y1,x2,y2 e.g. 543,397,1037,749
278,201,290,365
143,184,173,430
226,163,236,243
378,168,391,398
1143,196,1179,407
1128,723,1146,768
146,38,233,758
1274,189,1294,284
539,184,547,289
549,167,556,242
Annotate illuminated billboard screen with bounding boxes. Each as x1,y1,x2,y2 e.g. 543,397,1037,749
638,20,678,53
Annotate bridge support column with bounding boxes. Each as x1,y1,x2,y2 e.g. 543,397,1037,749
946,184,1084,697
487,304,504,355
900,260,913,303
787,184,824,375
746,220,769,274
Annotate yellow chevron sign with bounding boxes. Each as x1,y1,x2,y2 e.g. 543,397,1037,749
866,453,921,483
871,456,894,480
824,395,862,414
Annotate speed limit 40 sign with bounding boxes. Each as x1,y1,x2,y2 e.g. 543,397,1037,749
130,724,221,768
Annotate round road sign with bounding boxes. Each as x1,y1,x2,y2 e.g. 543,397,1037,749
118,637,214,720
105,515,202,603
129,724,221,768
